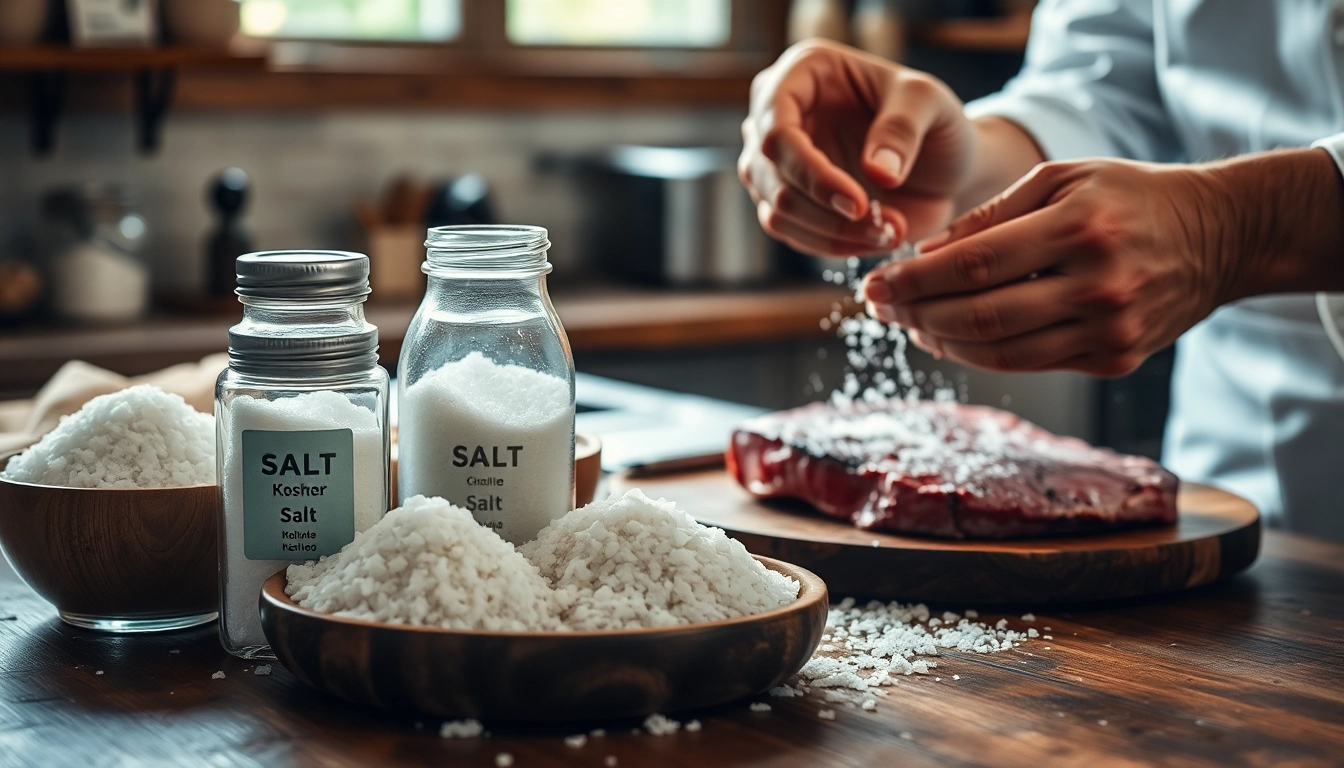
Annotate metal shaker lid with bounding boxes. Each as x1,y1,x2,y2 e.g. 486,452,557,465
235,250,372,300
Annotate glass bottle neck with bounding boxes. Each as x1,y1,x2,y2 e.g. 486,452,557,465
238,296,367,331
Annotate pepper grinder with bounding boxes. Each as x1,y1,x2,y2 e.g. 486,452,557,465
207,168,253,298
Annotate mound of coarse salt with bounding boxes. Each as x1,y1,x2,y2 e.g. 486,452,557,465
1,384,215,489
285,495,562,632
520,489,800,630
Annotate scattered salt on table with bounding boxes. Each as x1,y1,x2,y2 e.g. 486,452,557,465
861,699,877,711
644,714,681,736
211,671,225,680
750,702,772,712
818,709,836,720
254,665,272,676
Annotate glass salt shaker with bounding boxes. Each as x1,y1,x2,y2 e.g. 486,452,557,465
398,225,576,545
216,251,390,658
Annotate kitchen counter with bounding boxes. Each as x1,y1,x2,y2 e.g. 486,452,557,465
0,283,849,400
0,529,1339,766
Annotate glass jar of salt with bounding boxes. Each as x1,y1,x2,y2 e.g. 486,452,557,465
398,225,575,544
216,251,390,658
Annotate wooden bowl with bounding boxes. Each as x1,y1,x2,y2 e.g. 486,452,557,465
575,432,602,507
260,556,827,720
0,458,219,633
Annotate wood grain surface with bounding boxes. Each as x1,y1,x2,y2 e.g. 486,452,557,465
259,558,827,721
0,475,217,621
612,469,1260,604
0,530,1338,766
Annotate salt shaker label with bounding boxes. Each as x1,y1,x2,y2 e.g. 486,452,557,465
241,428,356,559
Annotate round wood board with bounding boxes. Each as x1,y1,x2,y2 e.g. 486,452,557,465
611,468,1260,604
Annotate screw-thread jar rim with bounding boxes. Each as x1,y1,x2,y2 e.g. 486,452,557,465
423,225,552,278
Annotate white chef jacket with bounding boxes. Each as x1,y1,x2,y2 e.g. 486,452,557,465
963,0,1344,540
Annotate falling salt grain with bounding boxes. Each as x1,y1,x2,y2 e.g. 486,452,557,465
1044,635,1053,640
1022,613,1036,622
996,619,1009,630
495,754,514,768
899,732,913,740
590,729,606,737
564,735,587,748
750,702,772,712
439,720,483,739
605,757,618,768
685,720,702,733
211,671,225,680
818,709,836,721
1098,720,1108,726
1027,629,1039,638
964,609,979,619
95,671,104,676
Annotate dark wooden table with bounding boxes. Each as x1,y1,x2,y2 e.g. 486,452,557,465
0,530,1340,767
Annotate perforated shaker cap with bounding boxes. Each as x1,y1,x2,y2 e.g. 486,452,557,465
229,250,378,376
234,250,371,300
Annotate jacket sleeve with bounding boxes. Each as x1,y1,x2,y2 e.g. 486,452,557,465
964,0,1182,163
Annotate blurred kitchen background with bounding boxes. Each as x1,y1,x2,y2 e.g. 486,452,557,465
0,0,1172,464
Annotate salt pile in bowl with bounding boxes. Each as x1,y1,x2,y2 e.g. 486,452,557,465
522,490,800,629
285,489,801,631
1,385,215,489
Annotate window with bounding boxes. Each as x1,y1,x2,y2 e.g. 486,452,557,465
506,0,731,48
239,0,461,42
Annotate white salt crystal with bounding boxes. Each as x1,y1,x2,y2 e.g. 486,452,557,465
899,732,913,740
1044,635,1053,640
400,351,573,544
440,720,483,739
964,609,979,619
2,385,214,488
1027,629,1039,638
952,675,960,680
564,735,587,748
996,619,1009,630
1022,613,1036,622
589,729,606,737
818,709,836,720
254,664,272,676
211,671,225,680
750,702,772,712
495,754,514,768
861,699,876,711
685,720,702,732
95,670,104,675
605,757,618,767
644,714,681,736
769,685,800,697
1098,720,1108,726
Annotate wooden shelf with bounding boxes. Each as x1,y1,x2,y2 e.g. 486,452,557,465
0,45,267,72
912,15,1032,53
0,284,850,400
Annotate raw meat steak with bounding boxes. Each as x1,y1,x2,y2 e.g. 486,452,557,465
726,400,1178,539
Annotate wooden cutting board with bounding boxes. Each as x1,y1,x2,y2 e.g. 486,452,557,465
610,467,1260,604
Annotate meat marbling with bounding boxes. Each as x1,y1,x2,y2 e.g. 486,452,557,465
727,400,1178,539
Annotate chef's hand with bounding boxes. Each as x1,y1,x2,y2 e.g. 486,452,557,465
738,39,977,256
862,150,1344,376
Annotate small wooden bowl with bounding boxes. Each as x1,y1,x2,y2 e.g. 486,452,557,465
0,458,219,633
260,556,827,720
575,432,602,507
